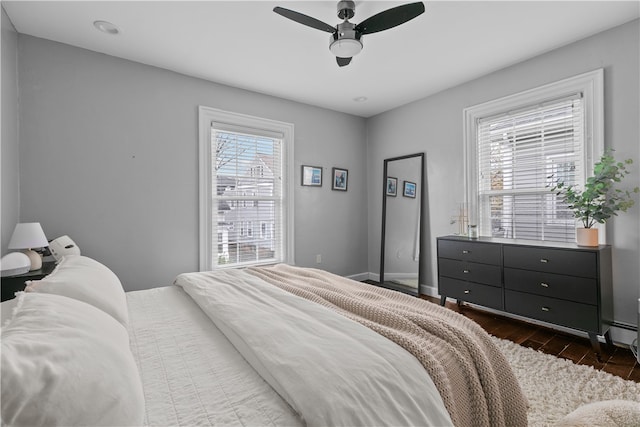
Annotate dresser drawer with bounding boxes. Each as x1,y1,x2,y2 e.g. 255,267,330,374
439,277,503,310
503,246,596,278
504,268,598,305
437,240,501,265
438,258,502,287
505,290,599,332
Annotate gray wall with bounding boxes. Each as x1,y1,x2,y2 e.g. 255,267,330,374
367,19,640,327
1,7,19,254
16,35,368,290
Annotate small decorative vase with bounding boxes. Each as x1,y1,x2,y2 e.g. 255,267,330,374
576,228,599,247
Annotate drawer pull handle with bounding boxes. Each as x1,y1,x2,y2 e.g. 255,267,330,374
464,290,470,294
540,282,549,288
541,307,550,312
540,258,549,263
463,269,470,274
462,250,470,254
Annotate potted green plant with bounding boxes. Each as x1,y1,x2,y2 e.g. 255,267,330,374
551,149,639,246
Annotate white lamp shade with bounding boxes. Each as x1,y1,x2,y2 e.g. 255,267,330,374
8,223,49,250
329,38,362,58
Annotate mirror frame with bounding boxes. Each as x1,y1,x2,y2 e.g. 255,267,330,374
380,152,425,296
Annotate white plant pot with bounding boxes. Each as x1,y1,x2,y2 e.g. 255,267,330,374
576,228,599,247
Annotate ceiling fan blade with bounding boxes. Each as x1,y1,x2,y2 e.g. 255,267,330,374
273,7,336,33
355,2,425,35
336,57,352,67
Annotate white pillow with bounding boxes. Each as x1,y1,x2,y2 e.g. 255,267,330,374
1,292,145,426
25,255,128,326
557,400,640,427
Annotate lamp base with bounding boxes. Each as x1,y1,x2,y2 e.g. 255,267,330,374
23,249,42,271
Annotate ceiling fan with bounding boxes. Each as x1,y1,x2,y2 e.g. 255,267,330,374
273,1,425,67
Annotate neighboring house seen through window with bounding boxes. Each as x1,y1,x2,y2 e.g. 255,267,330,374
464,70,604,243
199,107,294,270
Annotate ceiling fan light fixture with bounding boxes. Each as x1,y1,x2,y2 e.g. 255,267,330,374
329,38,362,58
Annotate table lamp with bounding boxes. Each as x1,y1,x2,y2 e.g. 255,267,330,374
8,222,49,271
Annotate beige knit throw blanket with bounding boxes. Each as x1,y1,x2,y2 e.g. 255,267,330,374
248,264,528,427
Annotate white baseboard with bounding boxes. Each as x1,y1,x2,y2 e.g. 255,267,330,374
365,272,380,282
346,272,371,282
610,327,637,347
420,284,439,298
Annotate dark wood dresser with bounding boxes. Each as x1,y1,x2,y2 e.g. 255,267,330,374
437,235,613,356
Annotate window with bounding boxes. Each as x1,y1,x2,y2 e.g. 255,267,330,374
199,107,294,269
464,70,603,243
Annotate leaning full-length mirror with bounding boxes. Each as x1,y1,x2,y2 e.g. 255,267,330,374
380,153,424,295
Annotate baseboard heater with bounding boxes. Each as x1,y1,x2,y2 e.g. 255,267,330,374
632,298,640,363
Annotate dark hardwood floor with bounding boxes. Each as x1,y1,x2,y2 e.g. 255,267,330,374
420,295,640,382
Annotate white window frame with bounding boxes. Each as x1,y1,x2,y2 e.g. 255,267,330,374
198,106,295,270
463,69,604,243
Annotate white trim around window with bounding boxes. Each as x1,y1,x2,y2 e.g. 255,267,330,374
198,106,295,270
463,69,604,243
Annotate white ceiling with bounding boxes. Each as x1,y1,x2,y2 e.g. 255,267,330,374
4,1,639,117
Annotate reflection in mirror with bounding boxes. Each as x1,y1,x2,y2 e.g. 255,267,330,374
380,153,424,296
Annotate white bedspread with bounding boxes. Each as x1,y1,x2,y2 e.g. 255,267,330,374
126,286,302,427
174,269,453,427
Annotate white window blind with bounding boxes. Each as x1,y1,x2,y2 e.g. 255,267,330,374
212,128,284,267
477,95,584,242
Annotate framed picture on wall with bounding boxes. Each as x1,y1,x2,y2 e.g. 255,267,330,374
403,181,416,198
386,177,397,196
332,167,348,191
301,165,322,186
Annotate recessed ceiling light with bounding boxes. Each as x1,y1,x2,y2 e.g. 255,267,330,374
353,96,368,102
93,20,120,35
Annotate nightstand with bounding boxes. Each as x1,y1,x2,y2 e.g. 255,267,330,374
1,261,56,302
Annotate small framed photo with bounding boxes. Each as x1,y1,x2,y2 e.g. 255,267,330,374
332,167,348,191
301,165,322,186
403,181,417,198
386,177,397,196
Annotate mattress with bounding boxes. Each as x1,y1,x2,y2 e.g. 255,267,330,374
126,285,302,427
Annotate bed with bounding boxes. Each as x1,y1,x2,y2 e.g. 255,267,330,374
1,255,528,426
